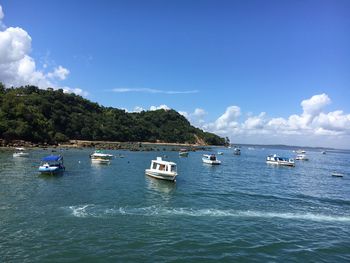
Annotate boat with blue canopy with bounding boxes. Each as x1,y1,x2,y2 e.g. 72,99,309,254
38,155,65,175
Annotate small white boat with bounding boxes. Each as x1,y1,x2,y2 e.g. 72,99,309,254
38,155,65,175
145,157,177,181
217,152,223,155
233,147,241,155
295,154,309,161
296,149,306,154
332,172,344,177
13,147,29,157
202,154,221,165
266,154,295,167
179,149,189,157
90,150,113,164
321,151,326,154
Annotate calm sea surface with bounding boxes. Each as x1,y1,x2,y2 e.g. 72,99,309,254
1,147,350,262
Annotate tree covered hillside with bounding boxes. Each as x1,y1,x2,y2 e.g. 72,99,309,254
0,84,225,145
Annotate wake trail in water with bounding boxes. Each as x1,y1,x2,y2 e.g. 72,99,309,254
65,205,350,223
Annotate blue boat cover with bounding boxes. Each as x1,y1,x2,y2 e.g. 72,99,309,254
41,155,62,162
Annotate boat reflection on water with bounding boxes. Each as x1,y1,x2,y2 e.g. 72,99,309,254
146,176,176,195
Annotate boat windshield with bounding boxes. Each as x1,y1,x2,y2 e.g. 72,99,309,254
210,155,217,161
170,165,176,172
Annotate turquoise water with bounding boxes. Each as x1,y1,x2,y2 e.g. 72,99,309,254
1,147,350,262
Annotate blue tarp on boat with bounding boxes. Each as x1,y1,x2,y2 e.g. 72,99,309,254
41,155,62,162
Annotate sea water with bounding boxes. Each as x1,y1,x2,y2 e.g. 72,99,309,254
1,147,350,262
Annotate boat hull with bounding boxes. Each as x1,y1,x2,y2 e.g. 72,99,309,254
145,169,177,181
332,173,344,177
91,158,110,164
202,158,221,165
38,166,65,175
179,152,189,157
266,161,295,167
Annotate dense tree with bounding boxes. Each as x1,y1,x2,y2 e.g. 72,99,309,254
0,84,225,145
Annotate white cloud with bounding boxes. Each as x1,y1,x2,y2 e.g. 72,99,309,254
0,7,86,96
63,87,89,97
193,108,207,118
47,65,70,80
208,106,241,131
112,87,199,94
243,112,266,130
133,106,145,112
179,111,189,118
149,104,171,111
179,108,207,126
301,93,330,116
185,93,350,148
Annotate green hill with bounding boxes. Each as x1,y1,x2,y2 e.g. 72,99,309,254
0,84,226,145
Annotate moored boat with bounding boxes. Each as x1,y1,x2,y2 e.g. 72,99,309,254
38,155,65,175
332,172,344,177
233,147,241,155
202,154,221,165
179,149,189,157
145,157,177,181
90,150,113,164
13,147,29,157
295,154,309,161
266,154,295,167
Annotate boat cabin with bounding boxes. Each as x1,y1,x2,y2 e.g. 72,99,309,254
150,157,177,173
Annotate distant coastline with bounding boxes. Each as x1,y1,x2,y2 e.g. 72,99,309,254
236,143,350,153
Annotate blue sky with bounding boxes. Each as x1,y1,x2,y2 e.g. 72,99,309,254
1,0,349,148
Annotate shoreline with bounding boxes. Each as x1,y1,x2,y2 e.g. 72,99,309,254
1,139,213,152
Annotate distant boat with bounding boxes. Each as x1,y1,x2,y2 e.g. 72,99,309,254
179,149,189,157
145,157,177,181
217,152,223,155
332,172,344,177
321,151,326,154
233,147,241,155
266,154,295,167
202,154,221,165
295,154,309,161
90,150,113,164
38,155,65,175
296,149,306,154
13,147,29,157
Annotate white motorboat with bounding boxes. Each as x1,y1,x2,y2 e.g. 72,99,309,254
295,154,309,161
202,154,221,165
266,154,295,167
90,150,113,164
233,147,241,155
38,155,65,175
296,149,306,154
145,157,177,181
13,147,29,157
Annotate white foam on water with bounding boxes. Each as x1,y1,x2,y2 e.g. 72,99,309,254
65,205,350,223
67,204,92,218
